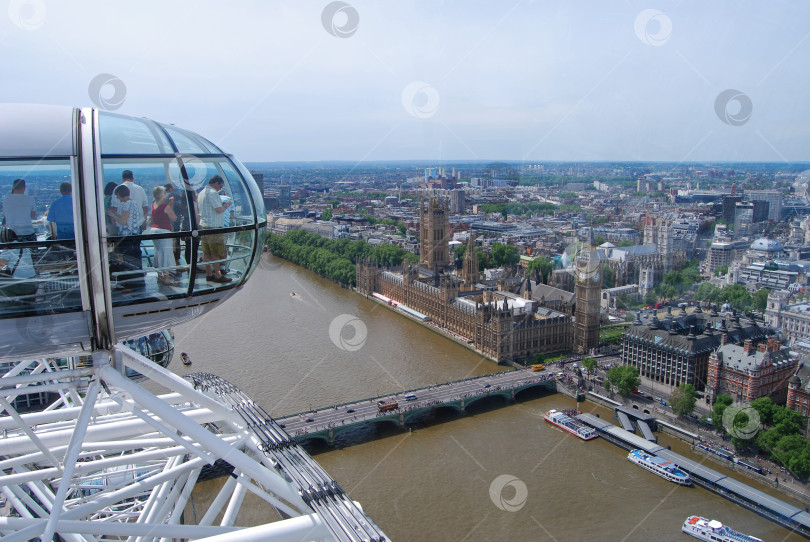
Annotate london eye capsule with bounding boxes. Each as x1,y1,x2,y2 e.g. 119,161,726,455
0,104,267,361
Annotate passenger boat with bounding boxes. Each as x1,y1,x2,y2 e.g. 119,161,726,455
543,409,597,440
627,449,690,485
682,515,763,542
181,352,192,366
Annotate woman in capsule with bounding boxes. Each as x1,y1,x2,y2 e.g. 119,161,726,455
148,186,178,286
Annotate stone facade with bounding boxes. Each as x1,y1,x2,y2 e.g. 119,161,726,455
573,263,601,354
356,260,572,364
599,244,686,290
765,291,810,345
461,234,479,289
419,197,450,270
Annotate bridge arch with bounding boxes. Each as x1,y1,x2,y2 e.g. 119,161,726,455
513,380,557,401
402,403,464,425
463,392,512,411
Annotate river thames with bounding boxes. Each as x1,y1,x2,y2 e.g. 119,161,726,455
172,255,805,541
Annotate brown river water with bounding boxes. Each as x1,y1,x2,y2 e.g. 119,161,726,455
172,255,805,541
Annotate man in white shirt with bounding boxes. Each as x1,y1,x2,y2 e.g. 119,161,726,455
111,170,147,231
2,178,37,241
196,176,232,283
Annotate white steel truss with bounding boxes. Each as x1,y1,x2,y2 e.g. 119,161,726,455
0,346,387,542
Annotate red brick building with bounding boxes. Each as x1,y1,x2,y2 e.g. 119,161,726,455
707,337,797,405
787,368,810,418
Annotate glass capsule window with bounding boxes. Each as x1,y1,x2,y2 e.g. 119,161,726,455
98,112,265,305
98,113,173,155
0,160,80,319
121,330,174,379
0,106,266,358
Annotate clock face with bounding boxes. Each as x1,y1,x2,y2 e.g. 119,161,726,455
592,271,600,283
579,271,586,281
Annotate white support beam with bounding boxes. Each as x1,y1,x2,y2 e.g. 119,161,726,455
42,379,101,541
0,392,188,431
139,455,182,526
0,348,386,542
108,394,217,465
220,482,247,528
99,366,308,513
192,514,332,542
0,406,223,456
199,474,239,527
0,516,241,538
0,396,63,473
167,466,201,526
0,367,94,389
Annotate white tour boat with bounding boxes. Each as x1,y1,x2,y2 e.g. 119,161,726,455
682,515,763,542
543,409,597,441
627,449,691,485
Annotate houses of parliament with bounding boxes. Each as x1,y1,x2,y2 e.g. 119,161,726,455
356,197,601,364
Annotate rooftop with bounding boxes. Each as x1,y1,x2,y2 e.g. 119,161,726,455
713,343,793,372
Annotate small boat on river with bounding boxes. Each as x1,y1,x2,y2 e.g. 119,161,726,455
181,352,192,366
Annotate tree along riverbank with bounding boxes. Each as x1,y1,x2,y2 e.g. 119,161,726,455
266,230,417,286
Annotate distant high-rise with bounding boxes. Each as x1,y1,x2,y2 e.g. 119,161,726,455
448,189,465,214
278,185,291,209
747,190,782,222
249,171,264,193
722,195,742,224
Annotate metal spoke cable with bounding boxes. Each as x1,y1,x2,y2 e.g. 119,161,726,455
185,372,386,542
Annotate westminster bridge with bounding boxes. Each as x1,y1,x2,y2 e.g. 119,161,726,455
276,369,561,446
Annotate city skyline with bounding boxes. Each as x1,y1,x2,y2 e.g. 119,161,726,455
3,1,810,163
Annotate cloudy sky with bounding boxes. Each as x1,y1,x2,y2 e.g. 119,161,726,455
3,0,809,163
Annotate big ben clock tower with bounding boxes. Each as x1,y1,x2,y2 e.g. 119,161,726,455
573,244,601,355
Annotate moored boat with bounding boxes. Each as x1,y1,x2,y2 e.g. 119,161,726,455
682,515,763,542
543,409,597,440
628,449,690,485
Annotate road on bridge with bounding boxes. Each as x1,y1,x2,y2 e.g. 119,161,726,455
277,368,560,436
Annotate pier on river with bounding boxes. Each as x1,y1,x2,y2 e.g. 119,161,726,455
578,412,810,539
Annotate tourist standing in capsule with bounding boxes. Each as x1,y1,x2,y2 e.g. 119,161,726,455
149,186,178,286
47,182,75,240
2,179,37,241
197,176,232,284
107,184,145,290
